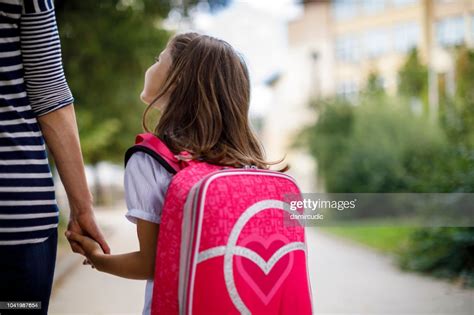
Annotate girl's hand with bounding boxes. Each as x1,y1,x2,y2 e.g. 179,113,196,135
83,258,96,269
65,231,104,259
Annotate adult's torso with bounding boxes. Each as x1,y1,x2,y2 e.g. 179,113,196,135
0,0,58,246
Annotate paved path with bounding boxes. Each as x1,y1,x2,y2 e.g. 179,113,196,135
307,229,473,314
50,208,473,314
49,208,144,315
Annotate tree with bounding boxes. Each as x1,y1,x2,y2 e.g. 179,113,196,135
54,0,230,204
299,46,474,286
54,1,170,203
363,71,385,96
442,47,474,149
396,47,474,287
397,48,429,115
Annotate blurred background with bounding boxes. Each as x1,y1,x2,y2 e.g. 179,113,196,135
49,0,473,314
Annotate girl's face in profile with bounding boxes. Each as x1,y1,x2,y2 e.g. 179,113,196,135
140,44,172,110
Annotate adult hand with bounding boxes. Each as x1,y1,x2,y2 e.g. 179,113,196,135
67,207,111,255
65,231,103,263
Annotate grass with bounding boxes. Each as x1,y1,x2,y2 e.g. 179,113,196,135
318,218,419,254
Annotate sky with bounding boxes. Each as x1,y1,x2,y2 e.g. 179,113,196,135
165,0,304,117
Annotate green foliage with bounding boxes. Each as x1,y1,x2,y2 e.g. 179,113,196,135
300,98,353,188
441,47,474,151
300,47,474,286
55,0,231,165
363,72,385,96
397,48,429,116
436,47,474,193
397,48,428,99
398,227,474,287
300,47,474,194
55,0,172,164
395,47,474,287
320,224,417,254
300,95,447,193
454,47,474,102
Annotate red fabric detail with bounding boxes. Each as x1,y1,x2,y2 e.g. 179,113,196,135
134,133,198,172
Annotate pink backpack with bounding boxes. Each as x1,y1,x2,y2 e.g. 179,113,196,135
125,133,313,315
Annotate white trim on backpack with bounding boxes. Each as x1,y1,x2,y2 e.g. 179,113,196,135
179,170,309,315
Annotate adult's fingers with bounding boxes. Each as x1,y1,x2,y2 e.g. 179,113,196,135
86,223,111,254
97,236,110,255
76,212,111,254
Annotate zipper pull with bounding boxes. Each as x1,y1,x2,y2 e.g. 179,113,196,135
243,165,258,170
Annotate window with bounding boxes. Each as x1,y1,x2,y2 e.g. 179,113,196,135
436,16,465,46
377,76,386,89
363,0,386,14
336,81,358,100
364,29,390,58
336,35,360,62
392,0,418,7
472,15,474,43
435,0,457,4
393,22,420,53
333,0,358,21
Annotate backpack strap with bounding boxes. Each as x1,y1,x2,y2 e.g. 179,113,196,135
124,133,183,175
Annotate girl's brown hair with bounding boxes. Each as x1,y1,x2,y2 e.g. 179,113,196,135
142,32,288,171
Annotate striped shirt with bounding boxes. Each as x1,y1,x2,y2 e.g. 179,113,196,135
0,0,74,245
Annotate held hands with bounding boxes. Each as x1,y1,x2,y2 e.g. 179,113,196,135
65,203,110,270
65,230,103,268
67,209,110,255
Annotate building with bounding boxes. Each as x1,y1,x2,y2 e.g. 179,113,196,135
296,0,474,99
261,0,474,192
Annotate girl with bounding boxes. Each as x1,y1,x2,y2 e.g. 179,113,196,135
65,32,286,315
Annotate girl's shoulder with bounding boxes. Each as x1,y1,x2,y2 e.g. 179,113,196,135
125,151,174,183
124,151,173,225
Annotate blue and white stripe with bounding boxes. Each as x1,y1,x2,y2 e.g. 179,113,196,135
0,0,73,245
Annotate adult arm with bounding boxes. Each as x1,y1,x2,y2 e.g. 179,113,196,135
37,105,110,255
20,0,109,254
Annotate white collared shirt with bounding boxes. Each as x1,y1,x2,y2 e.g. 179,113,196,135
124,151,173,315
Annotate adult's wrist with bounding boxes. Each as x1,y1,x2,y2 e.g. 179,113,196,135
67,193,94,215
69,200,94,216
